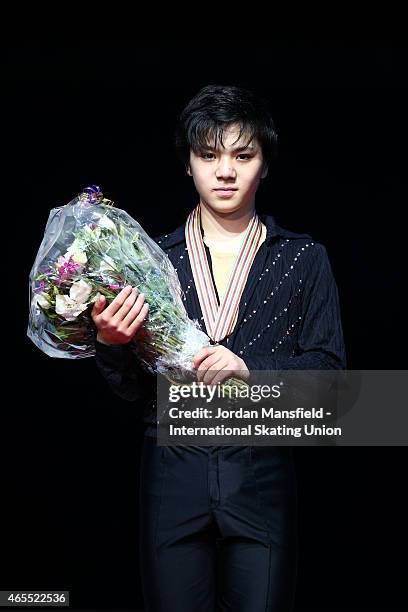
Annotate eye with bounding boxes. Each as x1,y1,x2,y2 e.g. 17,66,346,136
200,153,254,160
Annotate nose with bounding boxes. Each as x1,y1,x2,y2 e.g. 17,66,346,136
215,157,237,179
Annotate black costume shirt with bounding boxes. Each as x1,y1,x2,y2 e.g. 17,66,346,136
95,212,346,435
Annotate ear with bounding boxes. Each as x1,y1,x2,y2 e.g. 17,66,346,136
261,163,268,179
186,164,192,176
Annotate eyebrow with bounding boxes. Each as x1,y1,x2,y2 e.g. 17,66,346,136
202,144,256,153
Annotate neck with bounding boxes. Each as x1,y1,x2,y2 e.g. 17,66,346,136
200,200,255,241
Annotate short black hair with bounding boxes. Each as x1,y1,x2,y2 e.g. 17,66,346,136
174,84,278,171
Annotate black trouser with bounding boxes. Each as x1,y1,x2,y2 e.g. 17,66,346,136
139,434,298,611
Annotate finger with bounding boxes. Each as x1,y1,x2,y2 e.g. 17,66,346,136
104,285,134,317
127,302,150,337
91,294,106,318
112,287,141,323
122,292,146,326
192,348,209,369
197,354,223,383
192,346,219,369
202,359,227,386
208,367,230,387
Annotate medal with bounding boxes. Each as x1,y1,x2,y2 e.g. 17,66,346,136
185,203,262,342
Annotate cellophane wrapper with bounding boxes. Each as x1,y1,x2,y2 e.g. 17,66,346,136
27,187,239,388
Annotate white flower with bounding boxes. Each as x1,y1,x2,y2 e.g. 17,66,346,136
55,296,89,321
98,215,116,231
64,239,88,266
71,251,88,265
32,292,51,310
65,238,84,257
69,279,92,302
55,280,93,321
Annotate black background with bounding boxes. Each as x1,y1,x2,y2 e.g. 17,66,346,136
1,42,406,610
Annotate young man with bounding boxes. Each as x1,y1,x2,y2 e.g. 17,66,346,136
92,85,346,611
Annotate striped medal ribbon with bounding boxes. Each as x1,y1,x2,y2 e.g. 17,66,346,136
185,203,263,342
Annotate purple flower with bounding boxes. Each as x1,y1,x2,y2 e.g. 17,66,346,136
34,280,47,293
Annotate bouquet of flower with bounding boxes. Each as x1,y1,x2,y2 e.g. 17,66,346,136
27,185,248,395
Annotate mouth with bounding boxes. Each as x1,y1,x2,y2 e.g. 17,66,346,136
213,188,238,197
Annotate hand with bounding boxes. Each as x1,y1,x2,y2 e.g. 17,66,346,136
91,285,149,346
191,345,250,387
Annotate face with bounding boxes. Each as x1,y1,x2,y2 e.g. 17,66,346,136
186,123,268,216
